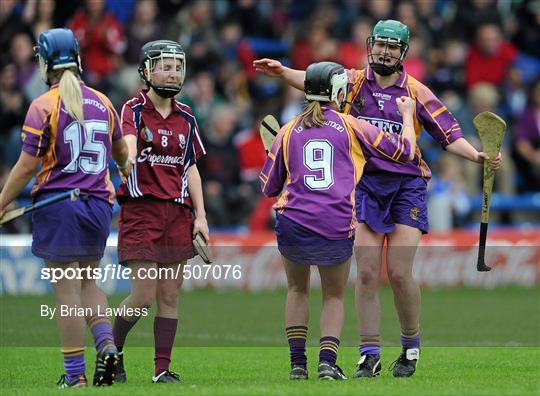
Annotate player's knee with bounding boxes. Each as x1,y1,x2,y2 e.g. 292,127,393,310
357,267,378,287
387,269,411,287
156,288,179,309
131,291,155,310
322,287,346,300
288,283,309,295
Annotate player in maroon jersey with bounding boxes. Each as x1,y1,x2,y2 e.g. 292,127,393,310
112,40,209,384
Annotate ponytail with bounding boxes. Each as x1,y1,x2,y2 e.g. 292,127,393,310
58,69,84,125
300,101,326,129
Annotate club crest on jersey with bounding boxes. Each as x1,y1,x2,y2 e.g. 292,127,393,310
356,96,366,109
179,134,186,149
410,207,419,221
141,127,153,142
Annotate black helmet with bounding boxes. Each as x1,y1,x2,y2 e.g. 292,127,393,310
305,62,348,104
138,40,186,98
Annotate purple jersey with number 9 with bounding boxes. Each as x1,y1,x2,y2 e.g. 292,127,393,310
260,107,411,240
21,82,123,203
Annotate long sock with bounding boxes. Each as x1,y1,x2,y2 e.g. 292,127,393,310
319,336,340,366
359,333,381,356
286,326,307,367
154,317,178,376
87,315,114,352
113,315,139,352
62,348,85,381
400,327,420,349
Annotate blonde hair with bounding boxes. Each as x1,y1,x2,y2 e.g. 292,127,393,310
43,65,84,125
299,101,326,129
58,69,84,125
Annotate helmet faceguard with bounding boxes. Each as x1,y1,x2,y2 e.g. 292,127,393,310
138,40,185,98
367,20,410,76
34,28,82,86
305,61,348,109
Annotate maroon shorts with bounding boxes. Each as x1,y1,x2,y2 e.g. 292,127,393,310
118,197,195,264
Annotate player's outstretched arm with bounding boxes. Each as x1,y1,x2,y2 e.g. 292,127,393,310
253,58,305,91
445,138,502,170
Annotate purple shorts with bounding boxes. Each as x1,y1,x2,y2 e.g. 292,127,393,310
32,192,112,263
355,172,429,234
275,213,353,266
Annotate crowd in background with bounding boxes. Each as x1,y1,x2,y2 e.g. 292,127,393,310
1,0,539,233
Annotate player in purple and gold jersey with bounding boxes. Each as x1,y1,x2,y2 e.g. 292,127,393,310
111,40,209,384
261,61,417,380
0,28,130,388
255,20,502,378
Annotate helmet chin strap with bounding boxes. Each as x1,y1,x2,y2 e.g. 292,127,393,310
369,62,398,76
150,83,182,98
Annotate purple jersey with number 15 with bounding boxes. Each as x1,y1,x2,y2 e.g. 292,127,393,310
21,81,122,204
260,107,411,240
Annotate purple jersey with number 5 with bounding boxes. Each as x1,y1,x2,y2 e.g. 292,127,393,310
260,107,411,239
21,81,122,203
344,66,463,178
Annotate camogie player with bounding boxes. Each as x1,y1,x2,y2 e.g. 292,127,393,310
112,40,209,383
255,20,502,378
261,62,417,380
0,28,130,388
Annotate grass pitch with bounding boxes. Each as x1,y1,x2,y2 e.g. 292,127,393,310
1,287,539,395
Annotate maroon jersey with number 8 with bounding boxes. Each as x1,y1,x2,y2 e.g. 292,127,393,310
117,90,206,207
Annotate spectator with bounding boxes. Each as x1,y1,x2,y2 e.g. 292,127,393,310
9,31,46,101
0,60,29,165
181,71,225,136
512,79,540,192
451,0,502,41
403,36,426,82
0,0,32,51
457,83,516,199
337,17,371,70
290,22,338,70
427,38,468,95
23,0,56,40
198,104,254,226
465,23,518,89
123,0,161,66
428,153,472,231
70,0,126,90
112,0,162,103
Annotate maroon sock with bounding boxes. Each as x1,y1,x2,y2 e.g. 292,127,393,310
113,316,139,352
154,317,178,376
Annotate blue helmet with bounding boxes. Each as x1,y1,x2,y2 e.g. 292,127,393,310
36,28,82,76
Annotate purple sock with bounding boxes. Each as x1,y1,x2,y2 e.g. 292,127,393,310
62,349,85,380
154,317,178,376
401,332,420,349
359,333,381,356
319,336,340,366
113,315,139,352
87,316,114,352
286,326,308,367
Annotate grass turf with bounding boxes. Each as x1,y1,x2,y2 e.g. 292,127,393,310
1,287,539,394
1,347,538,395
